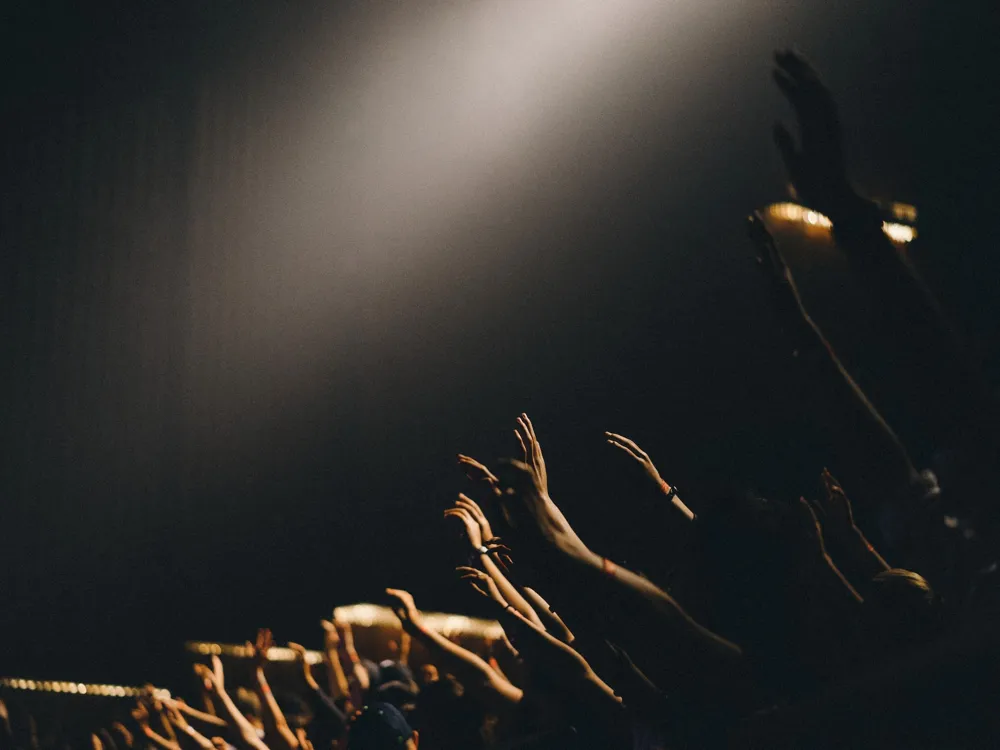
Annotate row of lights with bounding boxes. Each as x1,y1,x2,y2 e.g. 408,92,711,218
767,202,917,244
186,605,504,662
185,642,324,664
0,679,168,699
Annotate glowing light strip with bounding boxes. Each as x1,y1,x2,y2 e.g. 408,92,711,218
334,603,504,639
185,606,503,662
184,642,324,664
0,678,169,699
767,202,917,244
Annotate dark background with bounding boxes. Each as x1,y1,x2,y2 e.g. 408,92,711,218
2,0,998,692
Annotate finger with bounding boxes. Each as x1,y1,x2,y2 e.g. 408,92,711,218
604,432,648,460
521,413,537,443
513,430,528,464
606,439,644,463
457,493,484,515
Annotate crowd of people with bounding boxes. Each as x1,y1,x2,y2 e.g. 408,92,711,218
3,50,999,749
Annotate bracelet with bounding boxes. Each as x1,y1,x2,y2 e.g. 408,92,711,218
602,557,618,578
660,480,678,501
477,545,489,555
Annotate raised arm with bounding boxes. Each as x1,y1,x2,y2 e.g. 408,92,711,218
384,588,523,706
198,659,269,750
131,704,180,750
445,492,545,630
815,469,891,585
605,432,696,521
333,619,370,697
772,49,996,445
318,620,351,701
287,643,347,744
493,457,744,697
748,210,922,501
166,707,216,750
166,699,227,730
250,629,299,750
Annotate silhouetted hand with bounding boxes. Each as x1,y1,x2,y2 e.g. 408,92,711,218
772,49,858,219
444,505,484,550
248,628,273,667
456,566,506,606
385,588,425,635
319,619,340,650
131,703,151,729
288,643,320,692
456,493,497,542
457,455,502,496
817,468,856,541
514,414,548,494
605,432,667,489
495,459,591,566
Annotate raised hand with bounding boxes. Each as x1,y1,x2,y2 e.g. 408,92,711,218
817,468,855,539
385,588,425,634
131,703,151,728
319,619,340,649
456,493,496,541
444,504,484,550
457,455,502,496
288,642,320,692
514,414,548,494
494,459,591,566
211,656,226,690
249,628,274,666
456,566,507,607
605,432,667,489
772,49,858,219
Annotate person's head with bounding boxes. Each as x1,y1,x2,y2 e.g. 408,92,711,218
864,568,942,654
348,703,418,750
235,688,263,730
417,664,438,686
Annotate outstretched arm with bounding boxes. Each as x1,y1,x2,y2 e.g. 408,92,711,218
198,659,269,750
772,49,996,446
318,620,350,701
445,492,545,630
493,457,744,698
385,588,523,706
815,469,891,585
250,630,299,750
605,432,696,521
166,699,227,730
748,210,921,501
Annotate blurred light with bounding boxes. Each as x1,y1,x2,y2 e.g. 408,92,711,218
767,202,916,243
0,677,146,697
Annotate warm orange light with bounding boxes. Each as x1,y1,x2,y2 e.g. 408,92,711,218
767,202,916,244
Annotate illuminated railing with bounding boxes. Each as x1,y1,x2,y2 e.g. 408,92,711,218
767,202,917,244
333,603,503,639
0,678,168,699
184,604,503,662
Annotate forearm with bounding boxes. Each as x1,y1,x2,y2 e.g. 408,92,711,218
835,527,891,586
173,724,214,750
481,553,544,630
521,586,574,643
256,669,298,749
537,547,742,692
212,687,268,750
176,704,227,729
411,624,522,704
324,646,350,700
398,630,411,666
834,200,995,439
792,292,920,498
140,727,179,750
